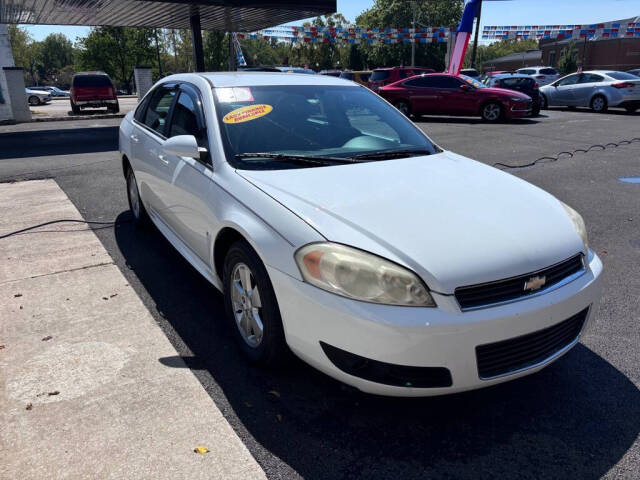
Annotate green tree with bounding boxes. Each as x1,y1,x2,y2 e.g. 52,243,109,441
8,25,40,85
203,31,229,71
557,40,578,75
76,27,156,92
37,33,74,80
356,0,463,70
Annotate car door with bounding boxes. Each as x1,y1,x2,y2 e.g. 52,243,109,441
437,76,476,114
131,84,178,219
401,77,440,113
162,83,217,264
573,73,604,106
549,74,581,105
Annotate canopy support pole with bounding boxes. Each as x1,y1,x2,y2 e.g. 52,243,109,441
190,9,205,72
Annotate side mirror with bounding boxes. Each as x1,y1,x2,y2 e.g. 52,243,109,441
162,135,204,159
460,84,472,92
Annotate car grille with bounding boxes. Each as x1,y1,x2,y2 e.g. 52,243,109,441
476,307,589,379
455,254,584,310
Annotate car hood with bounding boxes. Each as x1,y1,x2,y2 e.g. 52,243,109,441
237,151,584,293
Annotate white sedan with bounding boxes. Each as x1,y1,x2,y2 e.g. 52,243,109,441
119,73,602,396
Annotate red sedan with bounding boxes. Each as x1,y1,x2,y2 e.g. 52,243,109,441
378,73,532,122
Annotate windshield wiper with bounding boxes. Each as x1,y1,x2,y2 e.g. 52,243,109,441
351,149,434,160
235,152,359,165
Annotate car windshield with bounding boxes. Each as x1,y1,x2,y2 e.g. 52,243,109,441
606,71,638,81
460,75,486,88
213,85,439,170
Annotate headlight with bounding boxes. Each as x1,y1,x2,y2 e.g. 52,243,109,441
510,96,525,101
561,202,589,251
295,243,435,307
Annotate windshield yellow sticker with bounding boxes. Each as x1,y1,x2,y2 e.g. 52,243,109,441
223,104,273,124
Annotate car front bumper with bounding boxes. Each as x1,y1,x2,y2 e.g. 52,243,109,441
268,251,603,397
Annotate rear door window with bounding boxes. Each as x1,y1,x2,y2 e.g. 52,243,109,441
518,69,535,75
579,74,604,84
403,77,437,88
556,74,580,87
141,87,177,136
540,68,558,75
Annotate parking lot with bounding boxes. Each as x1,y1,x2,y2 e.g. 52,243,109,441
29,96,139,120
1,108,639,479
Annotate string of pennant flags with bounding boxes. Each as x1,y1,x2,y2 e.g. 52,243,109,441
483,22,640,40
236,26,452,44
233,21,640,45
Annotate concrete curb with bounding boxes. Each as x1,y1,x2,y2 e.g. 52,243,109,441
30,113,126,123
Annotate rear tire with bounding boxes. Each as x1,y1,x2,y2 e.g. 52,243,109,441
590,95,608,113
223,241,288,367
481,102,503,122
393,100,411,117
28,95,40,106
125,165,151,228
108,101,120,114
71,101,81,115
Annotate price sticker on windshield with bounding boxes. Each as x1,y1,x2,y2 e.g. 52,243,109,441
223,104,273,124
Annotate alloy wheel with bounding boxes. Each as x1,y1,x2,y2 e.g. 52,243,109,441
483,103,501,121
592,97,606,112
230,263,264,348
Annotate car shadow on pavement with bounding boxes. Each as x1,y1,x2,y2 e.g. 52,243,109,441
114,214,640,480
415,116,540,125
0,126,118,160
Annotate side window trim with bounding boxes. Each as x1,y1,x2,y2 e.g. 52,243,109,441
171,83,212,168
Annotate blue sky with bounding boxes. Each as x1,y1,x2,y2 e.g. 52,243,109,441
23,0,640,42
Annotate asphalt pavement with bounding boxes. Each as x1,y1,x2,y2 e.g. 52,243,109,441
29,96,138,120
0,108,638,479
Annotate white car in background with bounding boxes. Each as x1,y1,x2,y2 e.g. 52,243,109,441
540,71,640,113
25,87,51,106
516,66,560,86
119,72,602,396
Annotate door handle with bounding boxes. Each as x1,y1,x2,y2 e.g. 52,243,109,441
130,134,139,143
158,154,169,165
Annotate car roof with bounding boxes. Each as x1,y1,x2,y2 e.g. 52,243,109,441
74,71,109,76
193,72,356,87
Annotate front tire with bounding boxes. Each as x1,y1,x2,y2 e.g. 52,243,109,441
590,95,608,113
28,95,40,106
223,241,288,367
125,166,151,228
540,94,549,110
481,102,503,122
393,100,411,117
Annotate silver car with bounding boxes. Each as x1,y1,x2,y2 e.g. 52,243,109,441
25,88,52,106
516,66,560,86
540,71,640,113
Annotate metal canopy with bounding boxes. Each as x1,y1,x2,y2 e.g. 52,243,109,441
0,0,336,31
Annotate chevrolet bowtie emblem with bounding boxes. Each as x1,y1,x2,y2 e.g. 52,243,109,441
524,275,546,291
